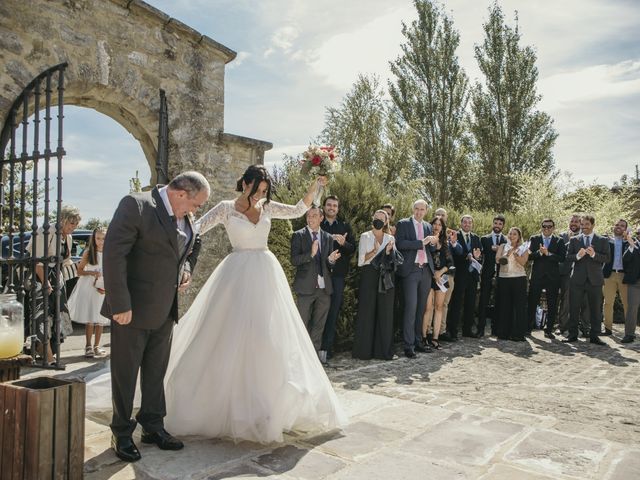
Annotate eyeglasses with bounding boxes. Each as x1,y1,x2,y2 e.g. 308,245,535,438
541,225,554,229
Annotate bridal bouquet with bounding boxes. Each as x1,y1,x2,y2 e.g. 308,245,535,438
300,145,340,177
300,145,340,205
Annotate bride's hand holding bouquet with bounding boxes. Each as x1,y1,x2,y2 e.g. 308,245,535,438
303,175,328,208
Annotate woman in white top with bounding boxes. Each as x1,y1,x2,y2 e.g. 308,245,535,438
496,227,530,341
352,210,397,360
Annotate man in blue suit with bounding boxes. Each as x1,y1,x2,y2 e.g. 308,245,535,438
395,199,436,358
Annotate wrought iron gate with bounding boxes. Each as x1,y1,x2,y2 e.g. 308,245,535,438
0,63,68,369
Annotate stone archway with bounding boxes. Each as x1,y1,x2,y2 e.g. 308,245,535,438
0,0,273,302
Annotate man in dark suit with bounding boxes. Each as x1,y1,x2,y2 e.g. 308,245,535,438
557,214,583,335
564,215,611,345
478,214,506,337
602,219,629,335
319,195,355,360
102,171,210,462
448,215,483,339
291,206,340,362
528,218,566,338
395,199,435,358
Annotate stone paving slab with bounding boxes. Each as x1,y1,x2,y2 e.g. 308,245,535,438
605,449,640,480
504,429,608,479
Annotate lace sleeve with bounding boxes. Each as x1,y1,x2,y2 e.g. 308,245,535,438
264,199,309,220
195,201,229,235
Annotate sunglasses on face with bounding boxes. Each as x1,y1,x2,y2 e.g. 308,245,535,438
542,225,554,229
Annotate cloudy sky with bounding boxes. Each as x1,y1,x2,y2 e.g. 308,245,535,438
60,0,640,221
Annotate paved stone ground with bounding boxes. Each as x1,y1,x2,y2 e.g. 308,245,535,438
20,323,640,479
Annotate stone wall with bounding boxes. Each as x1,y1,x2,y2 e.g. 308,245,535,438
0,0,272,306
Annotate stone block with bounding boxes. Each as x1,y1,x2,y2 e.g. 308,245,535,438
480,464,559,479
301,421,405,461
403,413,524,466
605,449,640,480
504,429,608,478
252,445,347,479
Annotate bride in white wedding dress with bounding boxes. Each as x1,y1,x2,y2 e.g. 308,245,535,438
86,165,346,444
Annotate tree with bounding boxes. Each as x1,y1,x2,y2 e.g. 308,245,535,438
1,157,45,233
82,218,109,231
320,74,387,175
470,2,558,211
389,0,470,208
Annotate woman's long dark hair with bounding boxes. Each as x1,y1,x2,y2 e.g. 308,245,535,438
430,216,448,246
235,165,272,211
87,227,106,266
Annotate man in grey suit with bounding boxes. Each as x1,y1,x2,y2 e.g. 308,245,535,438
563,214,611,345
395,199,436,358
102,171,210,462
291,206,340,362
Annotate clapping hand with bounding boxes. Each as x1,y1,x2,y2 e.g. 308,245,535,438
332,233,346,246
577,247,587,258
386,238,395,254
178,271,191,292
311,239,320,257
539,245,549,256
328,249,341,263
447,229,458,244
423,235,438,246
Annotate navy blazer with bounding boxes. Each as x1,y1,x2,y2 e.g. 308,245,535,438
603,237,629,278
529,234,566,283
622,244,640,284
395,217,434,277
453,230,482,281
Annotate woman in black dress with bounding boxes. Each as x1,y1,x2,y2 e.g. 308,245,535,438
352,210,399,360
421,216,454,349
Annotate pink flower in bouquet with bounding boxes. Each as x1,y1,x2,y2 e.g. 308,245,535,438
311,155,322,166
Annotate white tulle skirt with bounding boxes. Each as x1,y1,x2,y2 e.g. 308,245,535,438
86,249,347,444
165,249,346,442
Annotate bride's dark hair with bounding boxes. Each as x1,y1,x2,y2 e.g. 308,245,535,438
236,164,272,209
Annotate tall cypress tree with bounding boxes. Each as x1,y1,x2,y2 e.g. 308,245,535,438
470,2,558,211
389,0,470,208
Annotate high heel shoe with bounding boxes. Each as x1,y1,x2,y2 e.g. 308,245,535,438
430,339,442,350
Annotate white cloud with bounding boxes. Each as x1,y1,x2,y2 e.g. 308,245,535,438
227,51,250,70
539,60,640,111
264,25,299,58
62,157,109,174
307,6,413,91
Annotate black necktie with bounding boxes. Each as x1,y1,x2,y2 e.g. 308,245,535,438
312,231,323,277
585,236,591,248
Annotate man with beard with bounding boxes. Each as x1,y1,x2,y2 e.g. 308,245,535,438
558,214,590,336
319,195,355,363
564,215,610,345
477,215,507,337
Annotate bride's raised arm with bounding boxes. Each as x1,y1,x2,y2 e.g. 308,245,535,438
266,176,327,220
194,201,229,235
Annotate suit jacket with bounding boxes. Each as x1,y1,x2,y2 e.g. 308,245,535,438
480,232,507,279
529,234,566,283
394,217,434,277
320,218,355,277
290,227,334,295
558,231,578,276
566,233,610,286
622,244,640,285
602,237,629,278
453,230,482,282
101,187,201,329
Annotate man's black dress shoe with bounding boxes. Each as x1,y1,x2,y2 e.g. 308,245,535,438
621,335,635,344
404,349,416,359
544,331,556,339
602,328,612,336
562,336,578,343
590,336,606,346
141,429,184,450
112,435,141,462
